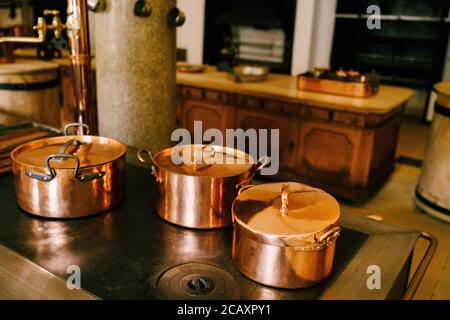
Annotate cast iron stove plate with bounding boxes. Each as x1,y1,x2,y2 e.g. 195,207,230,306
0,164,367,299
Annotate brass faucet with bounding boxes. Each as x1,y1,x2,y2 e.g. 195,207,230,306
42,10,67,39
0,10,66,44
0,2,100,134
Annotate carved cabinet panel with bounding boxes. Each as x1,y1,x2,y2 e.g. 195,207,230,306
296,121,365,186
235,108,297,168
180,99,235,136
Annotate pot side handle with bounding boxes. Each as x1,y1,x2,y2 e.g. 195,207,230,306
137,148,154,165
26,154,105,182
137,148,163,184
64,123,90,136
235,156,271,191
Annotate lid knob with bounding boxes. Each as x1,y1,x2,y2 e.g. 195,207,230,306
280,184,289,216
191,145,215,171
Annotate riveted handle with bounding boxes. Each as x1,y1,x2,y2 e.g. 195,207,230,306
26,154,105,182
286,226,341,252
316,226,341,244
237,184,255,194
58,139,82,155
64,123,89,136
137,147,154,165
235,156,271,190
137,147,163,184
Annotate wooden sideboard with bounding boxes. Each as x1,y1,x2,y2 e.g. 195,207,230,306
58,63,413,202
176,83,408,202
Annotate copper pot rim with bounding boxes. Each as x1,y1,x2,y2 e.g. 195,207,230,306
139,144,260,178
11,135,127,170
233,216,340,249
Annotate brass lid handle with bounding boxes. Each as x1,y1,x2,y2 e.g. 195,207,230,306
280,184,289,216
191,145,215,171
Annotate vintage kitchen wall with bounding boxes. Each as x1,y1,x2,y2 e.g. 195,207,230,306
85,0,336,74
0,1,33,28
176,0,337,75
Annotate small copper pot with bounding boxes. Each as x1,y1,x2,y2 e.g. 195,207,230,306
11,123,127,218
137,144,269,229
232,182,341,289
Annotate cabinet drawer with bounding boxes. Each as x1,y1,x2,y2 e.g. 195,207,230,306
204,90,235,104
264,100,298,114
302,107,330,120
236,95,262,108
181,86,203,98
333,112,365,126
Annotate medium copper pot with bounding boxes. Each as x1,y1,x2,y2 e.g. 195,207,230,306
137,144,269,229
232,182,341,289
11,123,127,218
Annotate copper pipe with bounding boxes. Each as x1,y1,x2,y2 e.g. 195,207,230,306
0,17,47,44
67,0,97,135
0,2,97,135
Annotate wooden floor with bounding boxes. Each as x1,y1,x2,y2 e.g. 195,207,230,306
343,115,450,300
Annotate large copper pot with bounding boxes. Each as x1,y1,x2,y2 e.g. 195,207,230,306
137,144,269,229
11,124,126,218
232,182,341,289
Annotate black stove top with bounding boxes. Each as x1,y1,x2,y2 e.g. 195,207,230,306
0,164,367,299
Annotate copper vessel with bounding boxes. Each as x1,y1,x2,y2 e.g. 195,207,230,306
11,124,126,218
137,144,269,229
232,182,341,289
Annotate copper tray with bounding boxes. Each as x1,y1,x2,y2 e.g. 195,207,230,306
297,73,379,98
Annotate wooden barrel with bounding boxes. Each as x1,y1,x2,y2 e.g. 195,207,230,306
0,59,61,128
416,82,450,222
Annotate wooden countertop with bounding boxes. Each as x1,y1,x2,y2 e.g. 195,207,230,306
0,59,60,74
13,48,413,114
435,81,450,108
177,68,414,114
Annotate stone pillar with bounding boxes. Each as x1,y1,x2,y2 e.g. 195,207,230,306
94,0,179,152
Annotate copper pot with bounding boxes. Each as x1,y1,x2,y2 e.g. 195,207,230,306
232,182,341,289
137,144,269,229
11,123,127,218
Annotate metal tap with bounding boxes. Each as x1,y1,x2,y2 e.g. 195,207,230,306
0,2,98,134
43,10,67,39
0,17,47,44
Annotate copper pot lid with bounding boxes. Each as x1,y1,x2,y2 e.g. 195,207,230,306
232,182,340,247
148,144,256,177
11,135,126,169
